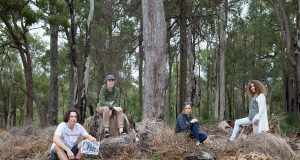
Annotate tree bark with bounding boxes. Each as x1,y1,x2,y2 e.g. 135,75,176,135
6,87,12,129
214,18,220,120
48,2,59,125
187,29,197,105
107,0,114,73
142,0,167,120
178,0,188,114
65,0,79,108
78,0,94,121
166,19,174,120
219,0,227,121
235,87,242,119
295,0,300,115
139,19,144,111
206,42,211,119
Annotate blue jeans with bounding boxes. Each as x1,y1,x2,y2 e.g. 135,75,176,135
49,144,79,160
190,123,207,143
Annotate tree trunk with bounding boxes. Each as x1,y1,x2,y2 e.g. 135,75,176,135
24,60,34,123
242,29,247,116
206,42,211,119
66,0,79,108
33,92,47,127
295,0,300,115
3,95,8,128
48,2,59,125
187,29,199,107
214,75,220,119
235,88,242,119
227,88,232,120
139,19,144,110
214,17,220,120
107,0,114,73
175,57,179,117
219,0,227,121
178,0,188,114
270,0,299,115
77,0,94,122
142,0,167,120
166,19,174,121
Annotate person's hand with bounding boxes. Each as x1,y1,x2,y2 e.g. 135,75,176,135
89,136,96,142
253,119,259,125
190,119,198,123
113,106,123,112
66,149,75,159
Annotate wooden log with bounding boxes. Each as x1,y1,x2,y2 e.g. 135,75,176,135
217,121,232,133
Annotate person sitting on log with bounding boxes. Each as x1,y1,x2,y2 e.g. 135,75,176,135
49,108,96,160
96,74,126,138
175,101,208,145
229,80,269,142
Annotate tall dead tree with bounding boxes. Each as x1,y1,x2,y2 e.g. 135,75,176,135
142,0,167,120
78,0,94,121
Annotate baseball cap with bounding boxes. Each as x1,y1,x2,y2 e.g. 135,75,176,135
105,75,115,80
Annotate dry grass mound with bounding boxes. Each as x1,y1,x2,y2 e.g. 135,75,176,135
0,126,53,160
0,123,299,160
100,119,214,160
218,132,299,160
238,133,298,159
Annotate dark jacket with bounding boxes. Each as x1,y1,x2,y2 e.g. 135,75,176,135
175,112,193,133
98,84,120,110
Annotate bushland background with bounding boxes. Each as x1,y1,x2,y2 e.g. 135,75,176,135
0,0,300,159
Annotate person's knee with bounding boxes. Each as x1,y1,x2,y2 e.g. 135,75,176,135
96,106,110,113
103,108,112,115
235,119,241,126
54,146,68,160
103,106,110,112
191,122,199,129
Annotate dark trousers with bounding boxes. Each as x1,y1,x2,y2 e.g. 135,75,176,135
190,123,207,143
49,144,79,160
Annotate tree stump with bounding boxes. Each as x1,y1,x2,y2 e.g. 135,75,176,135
84,110,136,140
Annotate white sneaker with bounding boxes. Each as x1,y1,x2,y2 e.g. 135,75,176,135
196,141,200,146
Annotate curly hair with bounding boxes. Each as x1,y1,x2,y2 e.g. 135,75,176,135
63,108,80,122
247,80,267,97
